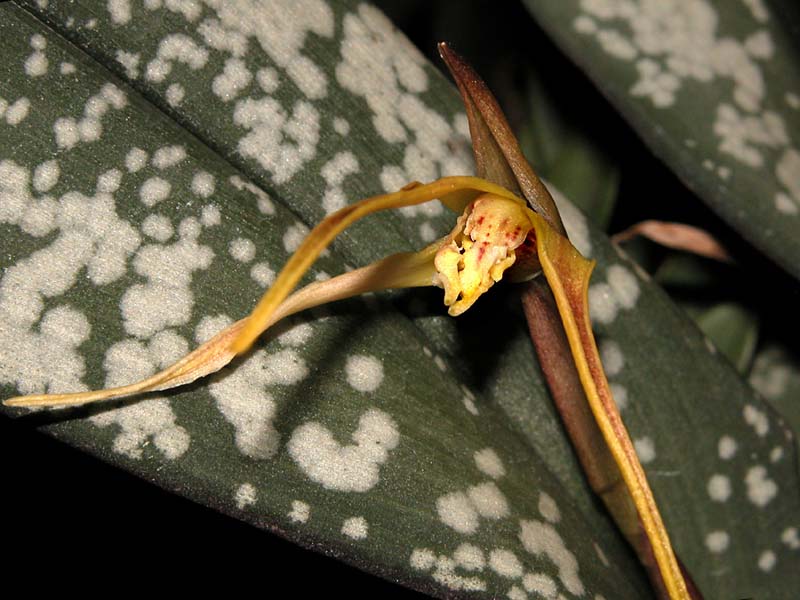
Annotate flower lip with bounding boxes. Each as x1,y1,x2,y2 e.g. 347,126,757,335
433,192,536,315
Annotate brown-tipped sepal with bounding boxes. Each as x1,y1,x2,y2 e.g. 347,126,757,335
438,42,565,236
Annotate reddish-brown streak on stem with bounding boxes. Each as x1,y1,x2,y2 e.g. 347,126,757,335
523,280,672,598
521,279,619,493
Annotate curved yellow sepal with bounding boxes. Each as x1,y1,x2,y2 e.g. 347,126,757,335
528,211,690,600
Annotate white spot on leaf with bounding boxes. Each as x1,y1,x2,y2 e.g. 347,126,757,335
743,403,769,436
634,437,656,463
208,0,333,98
757,549,776,572
599,339,624,376
474,448,505,480
538,492,561,524
53,84,126,149
341,516,368,540
235,483,257,508
145,33,208,83
321,151,359,214
745,465,778,507
24,51,48,77
454,543,485,571
5,98,30,126
250,261,275,287
333,116,350,136
234,98,320,184
589,265,640,324
229,237,256,262
212,57,252,102
705,530,729,554
191,171,215,197
707,473,731,502
108,0,132,25
32,160,60,193
488,548,523,578
522,572,558,599
142,214,173,242
519,519,584,596
468,482,509,520
200,204,221,227
116,50,140,78
230,174,275,215
152,145,186,169
288,500,310,523
139,176,171,207
437,491,479,535
781,527,799,550
288,408,399,492
121,222,212,337
718,435,738,460
344,354,384,392
125,147,148,172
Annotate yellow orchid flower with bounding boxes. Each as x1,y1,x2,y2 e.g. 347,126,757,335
4,43,693,600
1,172,688,599
4,176,534,407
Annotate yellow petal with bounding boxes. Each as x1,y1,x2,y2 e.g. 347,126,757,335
3,319,246,408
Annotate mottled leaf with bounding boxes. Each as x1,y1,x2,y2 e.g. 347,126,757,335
750,342,800,440
1,2,798,599
0,3,648,597
522,0,800,280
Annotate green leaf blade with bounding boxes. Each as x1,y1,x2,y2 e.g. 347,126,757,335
2,3,798,599
522,0,800,280
0,4,649,598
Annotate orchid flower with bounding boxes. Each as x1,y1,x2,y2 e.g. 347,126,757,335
4,44,694,600
4,176,546,406
2,173,690,599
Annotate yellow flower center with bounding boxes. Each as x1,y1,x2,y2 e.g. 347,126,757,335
433,193,533,315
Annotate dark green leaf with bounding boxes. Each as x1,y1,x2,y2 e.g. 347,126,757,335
522,0,800,280
1,2,798,598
